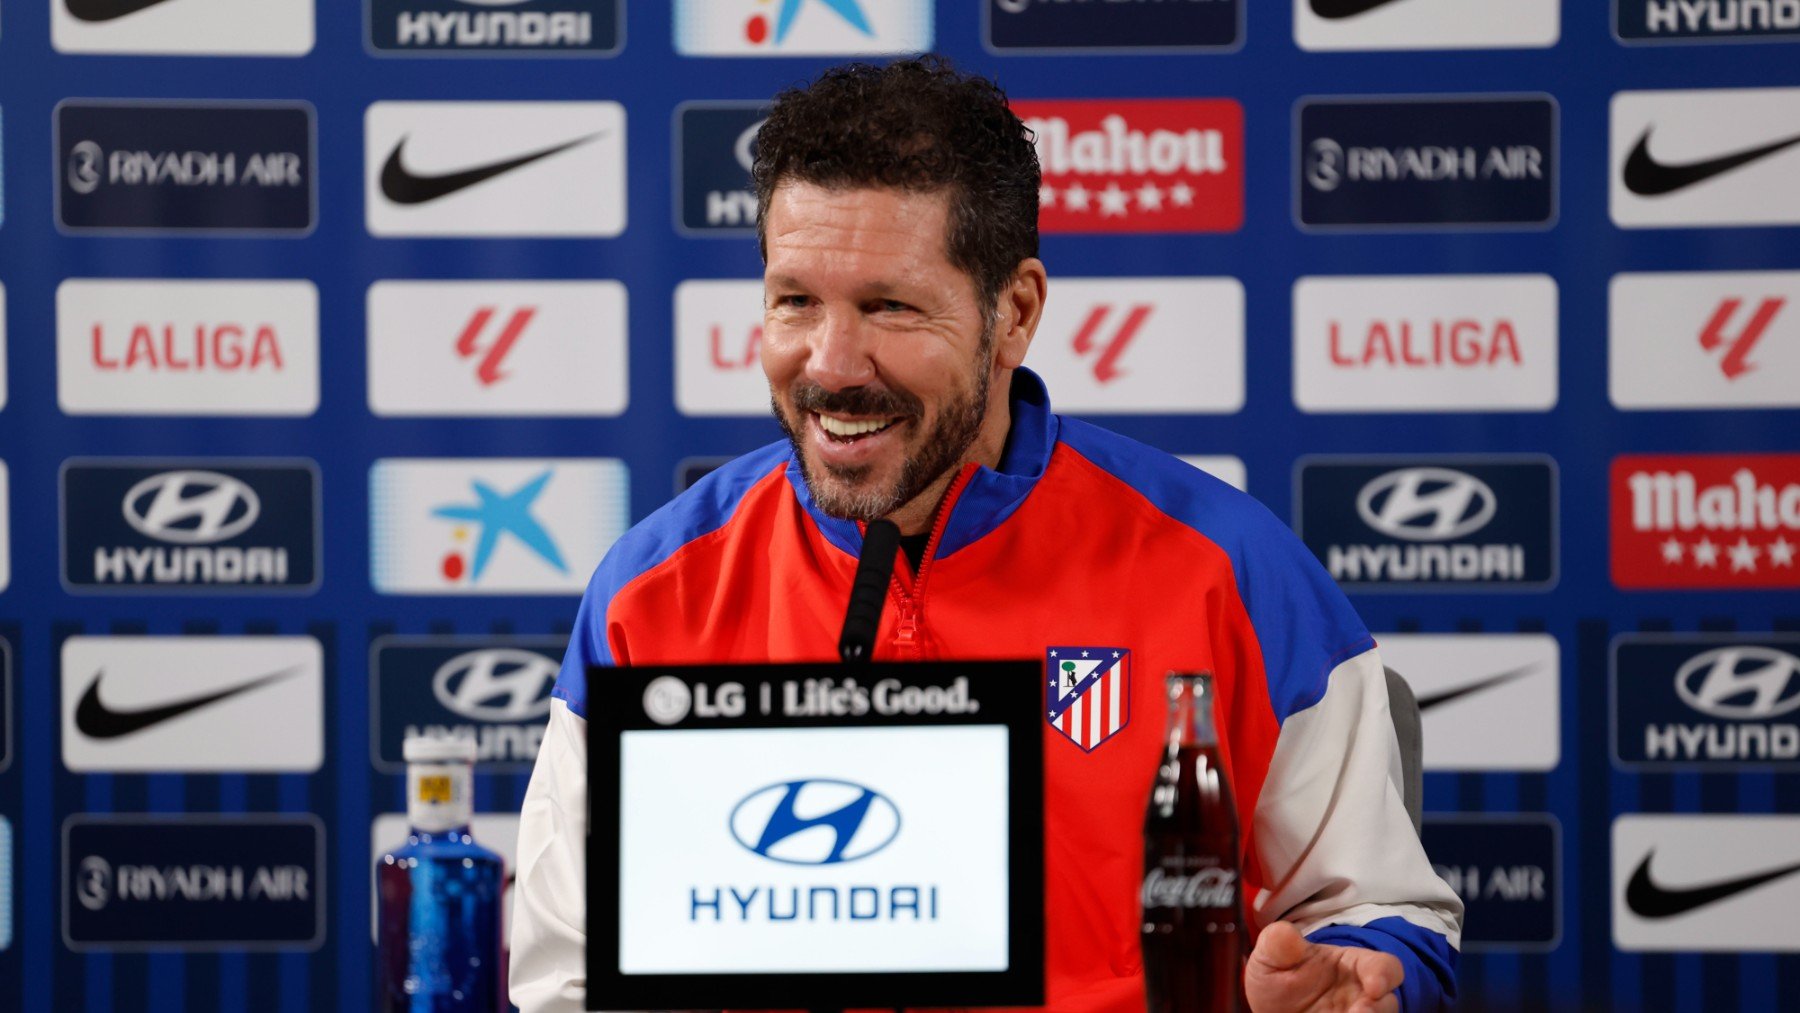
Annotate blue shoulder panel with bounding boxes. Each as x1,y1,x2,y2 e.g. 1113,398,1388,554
1307,917,1458,1011
1054,417,1373,723
550,441,792,719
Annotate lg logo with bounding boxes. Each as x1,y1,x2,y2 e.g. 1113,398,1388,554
1356,468,1497,542
1676,647,1800,721
122,470,260,544
432,648,557,723
729,779,901,866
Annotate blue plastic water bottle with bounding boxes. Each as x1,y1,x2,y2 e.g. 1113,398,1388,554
377,735,505,1011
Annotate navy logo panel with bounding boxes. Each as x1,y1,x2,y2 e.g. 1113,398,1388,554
370,0,621,54
0,637,10,774
1298,97,1556,228
1614,634,1800,769
1617,2,1800,41
985,0,1239,50
372,636,565,772
678,104,767,233
57,102,314,233
1423,816,1559,950
61,461,319,592
65,816,323,949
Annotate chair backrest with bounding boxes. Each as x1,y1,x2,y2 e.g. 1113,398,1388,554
1384,666,1424,835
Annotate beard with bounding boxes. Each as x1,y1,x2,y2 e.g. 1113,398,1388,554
773,330,994,523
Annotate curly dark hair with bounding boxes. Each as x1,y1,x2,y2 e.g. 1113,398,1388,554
753,56,1041,318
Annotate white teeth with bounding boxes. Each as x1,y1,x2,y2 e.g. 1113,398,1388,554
817,414,896,437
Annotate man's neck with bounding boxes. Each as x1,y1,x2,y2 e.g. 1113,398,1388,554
885,369,1015,535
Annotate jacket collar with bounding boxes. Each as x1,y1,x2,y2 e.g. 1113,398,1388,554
785,367,1060,560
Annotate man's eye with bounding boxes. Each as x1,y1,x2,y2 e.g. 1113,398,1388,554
879,300,912,313
775,295,811,309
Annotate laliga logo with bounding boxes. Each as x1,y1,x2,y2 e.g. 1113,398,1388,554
1677,646,1800,721
729,779,901,866
77,856,112,912
433,649,557,722
122,470,261,545
1357,468,1497,542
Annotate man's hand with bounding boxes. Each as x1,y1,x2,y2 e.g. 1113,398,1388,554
1244,921,1404,1013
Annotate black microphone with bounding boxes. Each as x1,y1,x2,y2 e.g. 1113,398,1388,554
838,519,901,664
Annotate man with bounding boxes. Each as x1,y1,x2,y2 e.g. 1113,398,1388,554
512,58,1462,1012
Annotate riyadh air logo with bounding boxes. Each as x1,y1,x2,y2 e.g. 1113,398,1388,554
1422,815,1560,950
369,0,622,55
1615,815,1800,949
1027,278,1244,414
728,780,901,865
55,0,314,55
365,102,625,237
1612,88,1800,228
674,0,932,56
121,471,258,544
1611,454,1800,589
1613,634,1800,770
370,458,627,595
1357,468,1497,541
1618,0,1800,42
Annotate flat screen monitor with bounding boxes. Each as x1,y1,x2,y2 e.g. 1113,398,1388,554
586,660,1044,1010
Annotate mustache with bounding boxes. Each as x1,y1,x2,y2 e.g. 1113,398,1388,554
788,382,922,419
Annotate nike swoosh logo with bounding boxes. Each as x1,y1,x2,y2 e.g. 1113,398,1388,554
65,0,177,23
1623,127,1800,197
75,666,302,740
1310,0,1408,19
1415,662,1542,713
1626,850,1800,919
379,132,603,206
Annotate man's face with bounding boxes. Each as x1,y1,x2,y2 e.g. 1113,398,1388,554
761,182,996,524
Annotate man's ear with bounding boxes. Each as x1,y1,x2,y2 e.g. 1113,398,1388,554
994,258,1047,371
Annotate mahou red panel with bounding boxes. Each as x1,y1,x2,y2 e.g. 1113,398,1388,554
1011,98,1244,234
1612,454,1800,590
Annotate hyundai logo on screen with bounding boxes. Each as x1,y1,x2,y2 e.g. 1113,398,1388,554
728,779,901,866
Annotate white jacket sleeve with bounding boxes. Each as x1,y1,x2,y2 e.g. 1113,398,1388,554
510,698,589,1013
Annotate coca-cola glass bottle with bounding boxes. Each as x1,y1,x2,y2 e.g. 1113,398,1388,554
1142,672,1245,1013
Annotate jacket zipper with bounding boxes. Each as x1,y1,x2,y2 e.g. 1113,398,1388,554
887,464,978,658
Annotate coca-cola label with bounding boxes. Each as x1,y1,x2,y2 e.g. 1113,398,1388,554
1611,454,1800,590
1011,99,1243,234
1141,864,1237,910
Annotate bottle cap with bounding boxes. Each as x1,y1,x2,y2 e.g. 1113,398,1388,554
403,734,476,764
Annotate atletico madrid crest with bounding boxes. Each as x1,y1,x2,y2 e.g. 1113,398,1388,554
1047,647,1131,752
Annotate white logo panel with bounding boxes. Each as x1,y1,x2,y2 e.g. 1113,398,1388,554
0,283,8,412
674,0,932,56
1614,815,1800,951
1294,0,1558,51
1611,271,1800,409
1612,88,1800,228
368,281,627,417
1178,456,1247,492
57,279,319,416
675,279,769,417
1029,278,1243,414
0,462,8,595
61,636,323,773
1376,633,1560,772
370,458,628,595
370,813,519,943
1294,275,1557,413
53,0,314,55
365,101,625,237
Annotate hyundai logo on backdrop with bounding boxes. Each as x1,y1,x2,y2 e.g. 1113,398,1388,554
1610,271,1800,410
1295,0,1558,50
61,460,320,593
371,636,564,772
673,0,932,56
369,0,621,54
1613,634,1800,769
1375,634,1560,772
675,103,768,234
366,280,628,417
54,0,315,55
1610,454,1800,590
1614,814,1800,950
1298,96,1557,230
1013,99,1243,234
57,279,320,417
985,0,1240,52
1296,457,1558,589
64,815,324,949
62,636,324,773
729,780,902,865
1617,0,1800,42
364,101,625,237
1611,88,1800,228
1293,274,1558,413
1423,815,1560,950
57,101,315,234
1026,278,1243,413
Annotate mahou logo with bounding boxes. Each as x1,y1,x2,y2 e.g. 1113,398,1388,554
1012,99,1243,234
1613,454,1800,589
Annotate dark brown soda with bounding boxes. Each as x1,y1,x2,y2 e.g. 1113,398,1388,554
1142,673,1245,1013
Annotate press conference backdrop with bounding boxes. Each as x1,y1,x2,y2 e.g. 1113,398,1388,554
0,1,1796,1010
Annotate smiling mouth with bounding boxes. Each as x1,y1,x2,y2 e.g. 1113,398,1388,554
815,412,902,443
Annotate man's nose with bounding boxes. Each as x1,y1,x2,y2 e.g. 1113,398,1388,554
803,310,877,391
